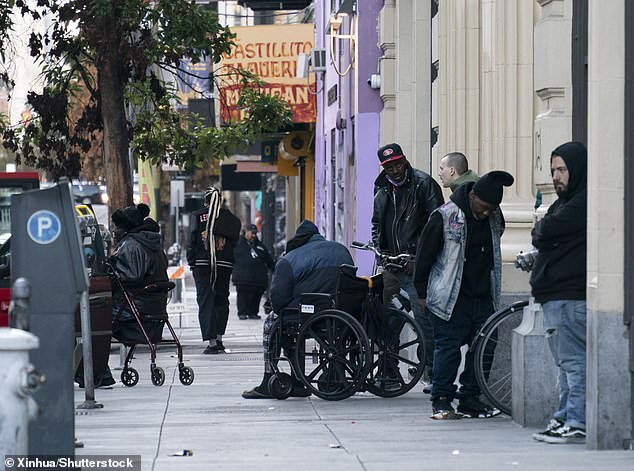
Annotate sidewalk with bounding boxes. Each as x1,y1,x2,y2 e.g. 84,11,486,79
74,273,632,471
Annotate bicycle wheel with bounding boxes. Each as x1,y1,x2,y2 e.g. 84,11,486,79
294,309,371,401
472,301,529,416
365,308,426,398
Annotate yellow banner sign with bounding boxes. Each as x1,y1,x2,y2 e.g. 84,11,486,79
218,24,316,124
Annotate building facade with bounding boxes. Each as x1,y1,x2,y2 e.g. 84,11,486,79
313,0,383,275
373,0,631,450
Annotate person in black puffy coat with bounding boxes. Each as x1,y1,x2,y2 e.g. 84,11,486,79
110,204,168,325
232,224,275,320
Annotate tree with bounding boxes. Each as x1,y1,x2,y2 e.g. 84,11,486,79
0,0,291,212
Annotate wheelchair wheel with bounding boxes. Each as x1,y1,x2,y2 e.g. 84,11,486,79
294,309,371,401
121,367,139,387
151,366,165,386
268,372,293,400
472,301,528,416
178,365,195,386
365,308,426,398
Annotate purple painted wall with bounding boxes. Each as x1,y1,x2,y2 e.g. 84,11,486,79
314,0,384,275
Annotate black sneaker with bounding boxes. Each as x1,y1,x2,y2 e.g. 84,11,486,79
431,396,461,420
248,314,262,319
457,396,501,418
541,425,586,444
238,314,248,320
241,386,272,399
203,345,220,354
216,340,225,351
532,418,565,442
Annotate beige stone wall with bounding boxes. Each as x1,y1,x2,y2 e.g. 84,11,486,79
534,0,573,209
585,0,630,449
378,0,432,172
586,0,624,314
437,0,536,260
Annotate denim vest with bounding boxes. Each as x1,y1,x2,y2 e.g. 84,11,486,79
426,202,503,321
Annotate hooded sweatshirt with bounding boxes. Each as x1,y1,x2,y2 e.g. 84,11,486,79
414,182,497,299
449,169,479,192
111,229,169,320
269,221,353,312
530,141,587,303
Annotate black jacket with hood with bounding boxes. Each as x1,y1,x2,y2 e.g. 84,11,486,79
111,227,169,321
186,206,241,268
372,163,444,255
269,221,353,312
530,141,587,303
232,235,275,287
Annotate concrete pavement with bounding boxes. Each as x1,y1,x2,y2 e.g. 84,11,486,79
74,273,633,471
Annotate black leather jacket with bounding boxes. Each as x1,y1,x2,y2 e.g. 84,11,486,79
111,230,168,320
372,165,444,255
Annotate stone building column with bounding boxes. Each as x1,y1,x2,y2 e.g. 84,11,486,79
482,0,536,262
437,0,481,167
586,0,631,450
533,0,573,208
379,1,396,144
438,0,535,263
379,0,432,172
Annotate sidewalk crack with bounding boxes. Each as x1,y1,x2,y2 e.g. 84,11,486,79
151,368,176,470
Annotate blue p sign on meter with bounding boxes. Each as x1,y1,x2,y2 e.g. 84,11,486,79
27,210,61,245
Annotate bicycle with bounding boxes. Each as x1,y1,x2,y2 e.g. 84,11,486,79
348,241,426,397
470,249,536,415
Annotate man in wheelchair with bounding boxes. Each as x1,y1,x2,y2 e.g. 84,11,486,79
242,220,354,399
110,204,169,339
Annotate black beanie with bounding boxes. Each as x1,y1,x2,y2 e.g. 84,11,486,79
112,205,144,232
472,171,514,205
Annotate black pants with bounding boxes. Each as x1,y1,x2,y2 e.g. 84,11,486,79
430,295,493,401
236,284,266,318
193,266,233,341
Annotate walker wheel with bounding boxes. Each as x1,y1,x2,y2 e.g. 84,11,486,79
121,367,139,387
268,373,293,400
151,366,165,386
179,366,195,386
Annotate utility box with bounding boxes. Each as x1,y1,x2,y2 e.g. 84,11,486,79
11,181,88,455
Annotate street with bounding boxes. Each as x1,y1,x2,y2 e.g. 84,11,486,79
73,271,633,471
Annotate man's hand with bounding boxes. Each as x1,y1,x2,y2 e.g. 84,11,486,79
418,298,427,311
404,261,414,275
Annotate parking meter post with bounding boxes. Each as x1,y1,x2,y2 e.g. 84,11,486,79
77,290,103,410
9,277,31,331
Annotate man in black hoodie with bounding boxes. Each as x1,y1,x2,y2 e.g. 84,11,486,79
530,141,587,445
232,224,275,320
414,171,513,419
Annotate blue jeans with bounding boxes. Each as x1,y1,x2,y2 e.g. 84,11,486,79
430,295,493,401
542,299,586,430
397,271,434,371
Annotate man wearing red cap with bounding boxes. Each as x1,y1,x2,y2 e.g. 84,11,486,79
372,143,444,390
414,170,514,419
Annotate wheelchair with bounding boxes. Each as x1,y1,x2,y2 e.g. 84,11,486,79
267,264,426,401
109,267,194,387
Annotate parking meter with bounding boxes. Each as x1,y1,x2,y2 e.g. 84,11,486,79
11,180,88,455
